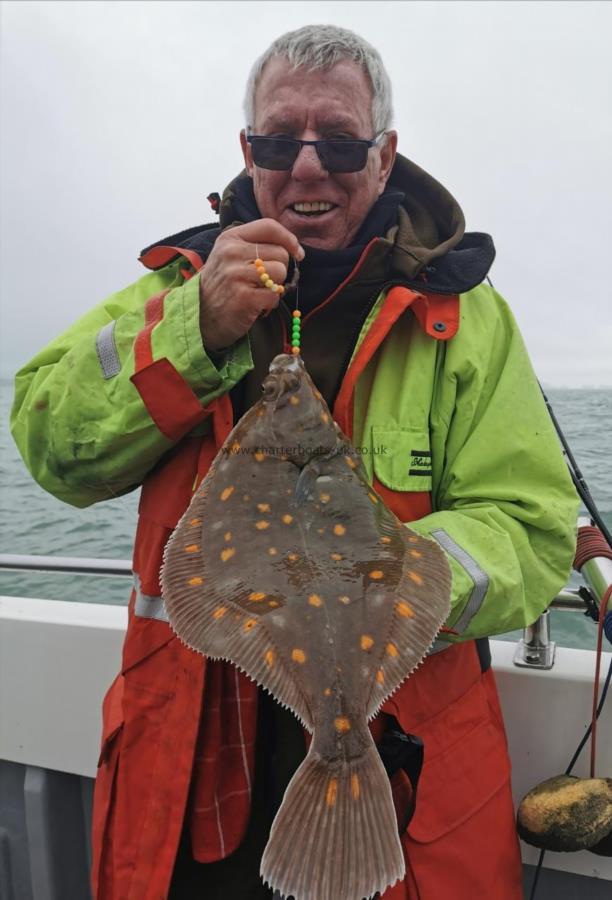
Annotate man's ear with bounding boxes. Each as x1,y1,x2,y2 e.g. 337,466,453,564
240,130,254,177
377,131,398,194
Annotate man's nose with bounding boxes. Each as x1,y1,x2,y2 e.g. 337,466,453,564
291,142,328,179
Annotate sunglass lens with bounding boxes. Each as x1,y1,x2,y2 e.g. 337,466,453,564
318,141,369,173
250,138,299,170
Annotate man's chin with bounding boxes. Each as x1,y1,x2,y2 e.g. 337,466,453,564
279,209,349,251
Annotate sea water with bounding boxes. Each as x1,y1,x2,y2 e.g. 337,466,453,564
1,380,610,650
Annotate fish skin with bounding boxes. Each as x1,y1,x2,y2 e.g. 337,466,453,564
161,353,451,900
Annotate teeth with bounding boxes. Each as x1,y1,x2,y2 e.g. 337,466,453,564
293,201,334,213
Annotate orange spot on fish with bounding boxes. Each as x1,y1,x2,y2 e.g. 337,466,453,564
190,518,202,526
230,441,240,454
338,595,351,605
345,457,357,469
334,717,351,733
409,571,423,586
376,669,385,684
361,635,374,651
351,774,360,799
268,600,279,608
410,549,423,558
323,687,332,697
326,778,338,807
282,514,293,525
368,492,378,504
220,486,234,501
287,553,299,562
319,492,331,503
369,570,384,580
408,535,419,543
188,577,203,586
396,601,415,618
254,451,265,462
184,544,199,553
292,648,306,663
317,527,325,535
264,649,275,668
213,607,227,620
224,531,232,541
387,642,399,657
255,520,270,530
220,547,236,562
249,592,266,602
321,412,330,424
257,503,271,512
308,594,323,607
289,395,300,406
244,618,257,631
330,552,343,561
333,524,346,536
268,547,278,556
381,536,392,544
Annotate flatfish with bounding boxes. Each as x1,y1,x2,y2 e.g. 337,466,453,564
161,353,451,900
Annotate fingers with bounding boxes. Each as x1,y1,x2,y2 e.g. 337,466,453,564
250,258,287,288
233,219,305,262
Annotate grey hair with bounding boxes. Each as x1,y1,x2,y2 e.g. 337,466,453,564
243,24,393,134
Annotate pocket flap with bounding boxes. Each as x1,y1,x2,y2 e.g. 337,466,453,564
372,427,432,492
407,719,511,843
98,673,125,765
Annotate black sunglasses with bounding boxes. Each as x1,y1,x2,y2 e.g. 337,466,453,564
246,131,386,174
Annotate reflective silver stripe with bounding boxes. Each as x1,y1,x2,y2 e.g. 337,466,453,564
428,637,452,655
96,321,121,379
431,529,489,634
133,574,169,622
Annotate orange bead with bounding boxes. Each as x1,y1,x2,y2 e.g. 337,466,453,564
277,285,285,295
292,309,301,317
291,346,300,355
254,258,264,266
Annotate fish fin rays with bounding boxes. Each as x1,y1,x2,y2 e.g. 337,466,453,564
261,740,404,900
366,527,452,719
161,491,312,730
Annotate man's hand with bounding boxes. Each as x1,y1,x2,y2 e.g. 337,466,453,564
199,219,305,352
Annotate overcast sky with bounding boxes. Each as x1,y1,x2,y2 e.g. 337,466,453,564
1,0,611,387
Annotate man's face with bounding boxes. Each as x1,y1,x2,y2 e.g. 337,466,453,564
240,57,397,251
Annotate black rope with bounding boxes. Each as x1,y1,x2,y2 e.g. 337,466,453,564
528,652,612,899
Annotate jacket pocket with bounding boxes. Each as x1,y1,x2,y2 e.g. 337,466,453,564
407,717,511,843
372,427,432,493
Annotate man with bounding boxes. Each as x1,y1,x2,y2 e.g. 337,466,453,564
11,24,578,900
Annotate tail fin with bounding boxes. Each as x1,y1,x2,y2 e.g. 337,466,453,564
261,739,405,900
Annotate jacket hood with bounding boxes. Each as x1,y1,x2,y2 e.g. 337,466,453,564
141,153,495,293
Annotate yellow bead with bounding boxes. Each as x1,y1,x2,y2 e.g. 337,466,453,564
272,284,282,293
260,272,269,283
265,279,274,289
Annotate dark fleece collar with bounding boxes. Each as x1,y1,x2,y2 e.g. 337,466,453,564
141,153,495,294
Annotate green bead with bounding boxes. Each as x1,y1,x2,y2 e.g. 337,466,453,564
292,338,301,347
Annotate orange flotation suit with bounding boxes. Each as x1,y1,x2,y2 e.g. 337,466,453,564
91,286,522,900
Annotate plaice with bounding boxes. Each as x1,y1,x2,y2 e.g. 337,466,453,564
161,353,451,900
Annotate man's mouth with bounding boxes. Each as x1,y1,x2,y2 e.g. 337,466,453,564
289,201,336,217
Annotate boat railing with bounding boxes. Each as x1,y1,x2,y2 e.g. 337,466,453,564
2,532,611,672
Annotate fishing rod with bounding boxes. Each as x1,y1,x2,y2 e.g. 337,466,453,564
540,385,612,549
